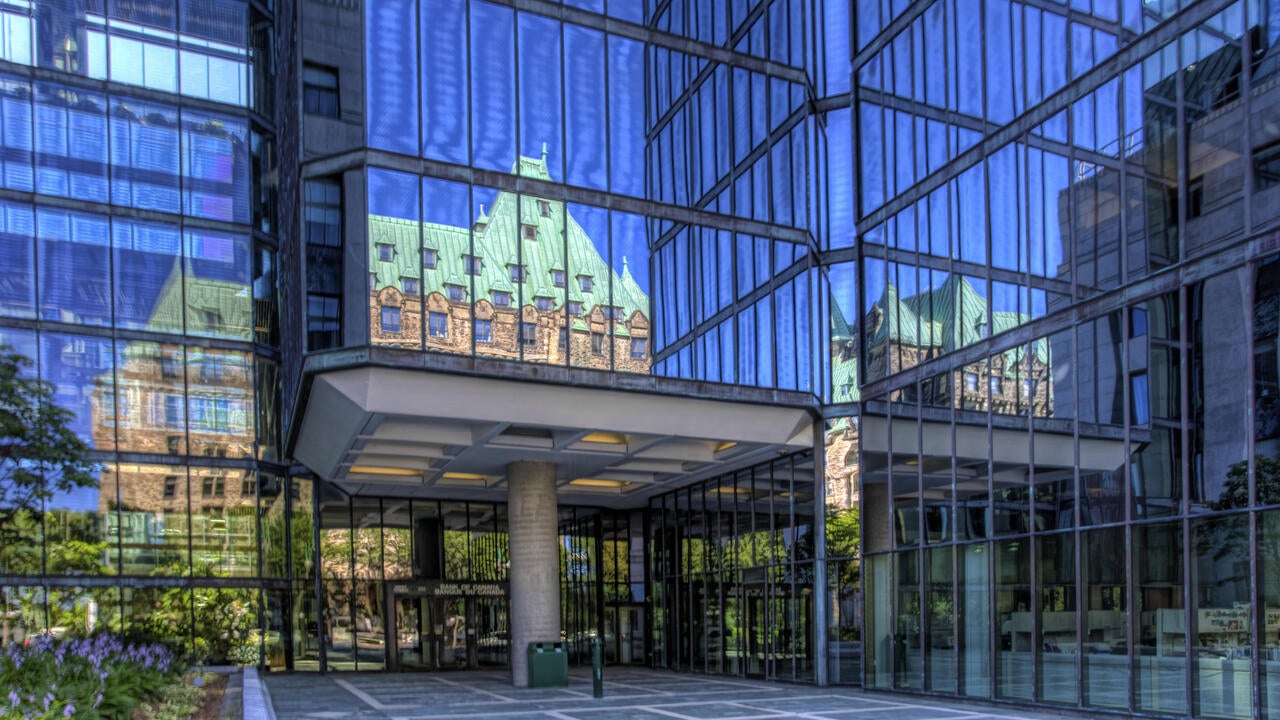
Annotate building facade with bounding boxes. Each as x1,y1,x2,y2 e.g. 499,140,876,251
1,0,1279,716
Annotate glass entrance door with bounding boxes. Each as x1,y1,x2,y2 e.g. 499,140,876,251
744,585,767,678
394,595,428,670
389,592,509,671
431,597,469,670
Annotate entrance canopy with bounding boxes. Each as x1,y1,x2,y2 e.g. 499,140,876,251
291,360,817,508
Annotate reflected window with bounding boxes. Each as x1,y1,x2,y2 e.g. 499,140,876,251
201,476,225,498
380,306,401,332
579,275,593,292
475,318,492,342
427,312,447,337
1188,177,1204,219
591,332,604,355
162,356,182,378
492,291,511,307
537,200,550,217
1131,307,1148,338
163,475,178,499
303,63,340,118
520,322,537,346
164,395,184,428
534,296,554,311
377,244,393,262
447,284,465,302
402,278,419,296
1023,379,1034,399
424,248,438,269
304,180,342,247
558,327,567,350
521,224,536,242
509,264,526,283
630,337,646,359
568,301,582,315
1257,143,1280,191
990,376,1002,395
464,255,482,275
965,372,979,392
551,269,565,287
1131,372,1150,425
307,294,341,350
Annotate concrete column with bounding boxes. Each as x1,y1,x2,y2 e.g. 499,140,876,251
507,460,560,687
812,419,829,686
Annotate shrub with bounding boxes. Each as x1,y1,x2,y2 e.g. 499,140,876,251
1,634,181,719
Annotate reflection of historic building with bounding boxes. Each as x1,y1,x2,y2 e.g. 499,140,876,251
835,276,1053,416
88,270,259,576
367,154,650,373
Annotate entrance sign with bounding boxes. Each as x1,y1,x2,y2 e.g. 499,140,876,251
390,581,508,598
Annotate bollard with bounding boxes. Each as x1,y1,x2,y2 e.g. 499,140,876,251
590,636,603,698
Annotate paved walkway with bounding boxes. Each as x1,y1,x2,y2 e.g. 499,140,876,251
264,668,1092,720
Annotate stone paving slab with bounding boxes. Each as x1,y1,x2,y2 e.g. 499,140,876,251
263,668,1101,720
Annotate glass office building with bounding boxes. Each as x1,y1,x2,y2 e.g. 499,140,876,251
1,0,1279,715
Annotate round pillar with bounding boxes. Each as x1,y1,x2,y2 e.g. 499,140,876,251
507,460,560,687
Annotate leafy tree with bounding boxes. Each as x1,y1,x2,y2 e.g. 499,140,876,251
0,347,98,643
0,346,97,519
1213,455,1280,510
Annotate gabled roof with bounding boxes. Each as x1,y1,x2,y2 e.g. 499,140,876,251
864,275,1049,376
369,152,648,320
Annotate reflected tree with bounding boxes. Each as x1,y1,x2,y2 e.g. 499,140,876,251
0,346,97,528
0,347,99,640
1213,455,1280,510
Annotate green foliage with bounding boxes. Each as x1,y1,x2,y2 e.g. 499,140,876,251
0,346,98,522
140,672,214,720
1214,455,1280,510
0,634,180,720
826,505,861,559
129,563,258,665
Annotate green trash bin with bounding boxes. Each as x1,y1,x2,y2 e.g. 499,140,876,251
527,641,569,687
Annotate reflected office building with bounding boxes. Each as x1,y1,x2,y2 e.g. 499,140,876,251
3,0,1280,716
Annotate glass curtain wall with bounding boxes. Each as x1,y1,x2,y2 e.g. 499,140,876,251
0,0,283,666
648,450,817,682
847,0,1280,710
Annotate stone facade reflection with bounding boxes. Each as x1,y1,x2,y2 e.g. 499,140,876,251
367,154,650,373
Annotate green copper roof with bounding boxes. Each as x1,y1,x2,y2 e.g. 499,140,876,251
867,275,1048,377
831,355,860,403
370,153,649,321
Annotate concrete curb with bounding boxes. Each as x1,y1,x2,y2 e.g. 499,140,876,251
242,667,278,720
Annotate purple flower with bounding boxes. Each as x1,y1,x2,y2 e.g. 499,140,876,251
63,704,75,717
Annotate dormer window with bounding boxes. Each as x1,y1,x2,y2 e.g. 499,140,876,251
522,224,536,242
423,248,438,269
464,255,483,275
376,244,393,262
537,200,551,217
509,264,527,283
446,284,466,302
401,277,419,296
492,291,512,307
567,301,583,316
534,296,554,311
551,269,565,288
578,275,593,292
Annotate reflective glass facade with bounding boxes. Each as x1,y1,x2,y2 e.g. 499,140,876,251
846,0,1280,714
2,0,1279,716
0,0,281,664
